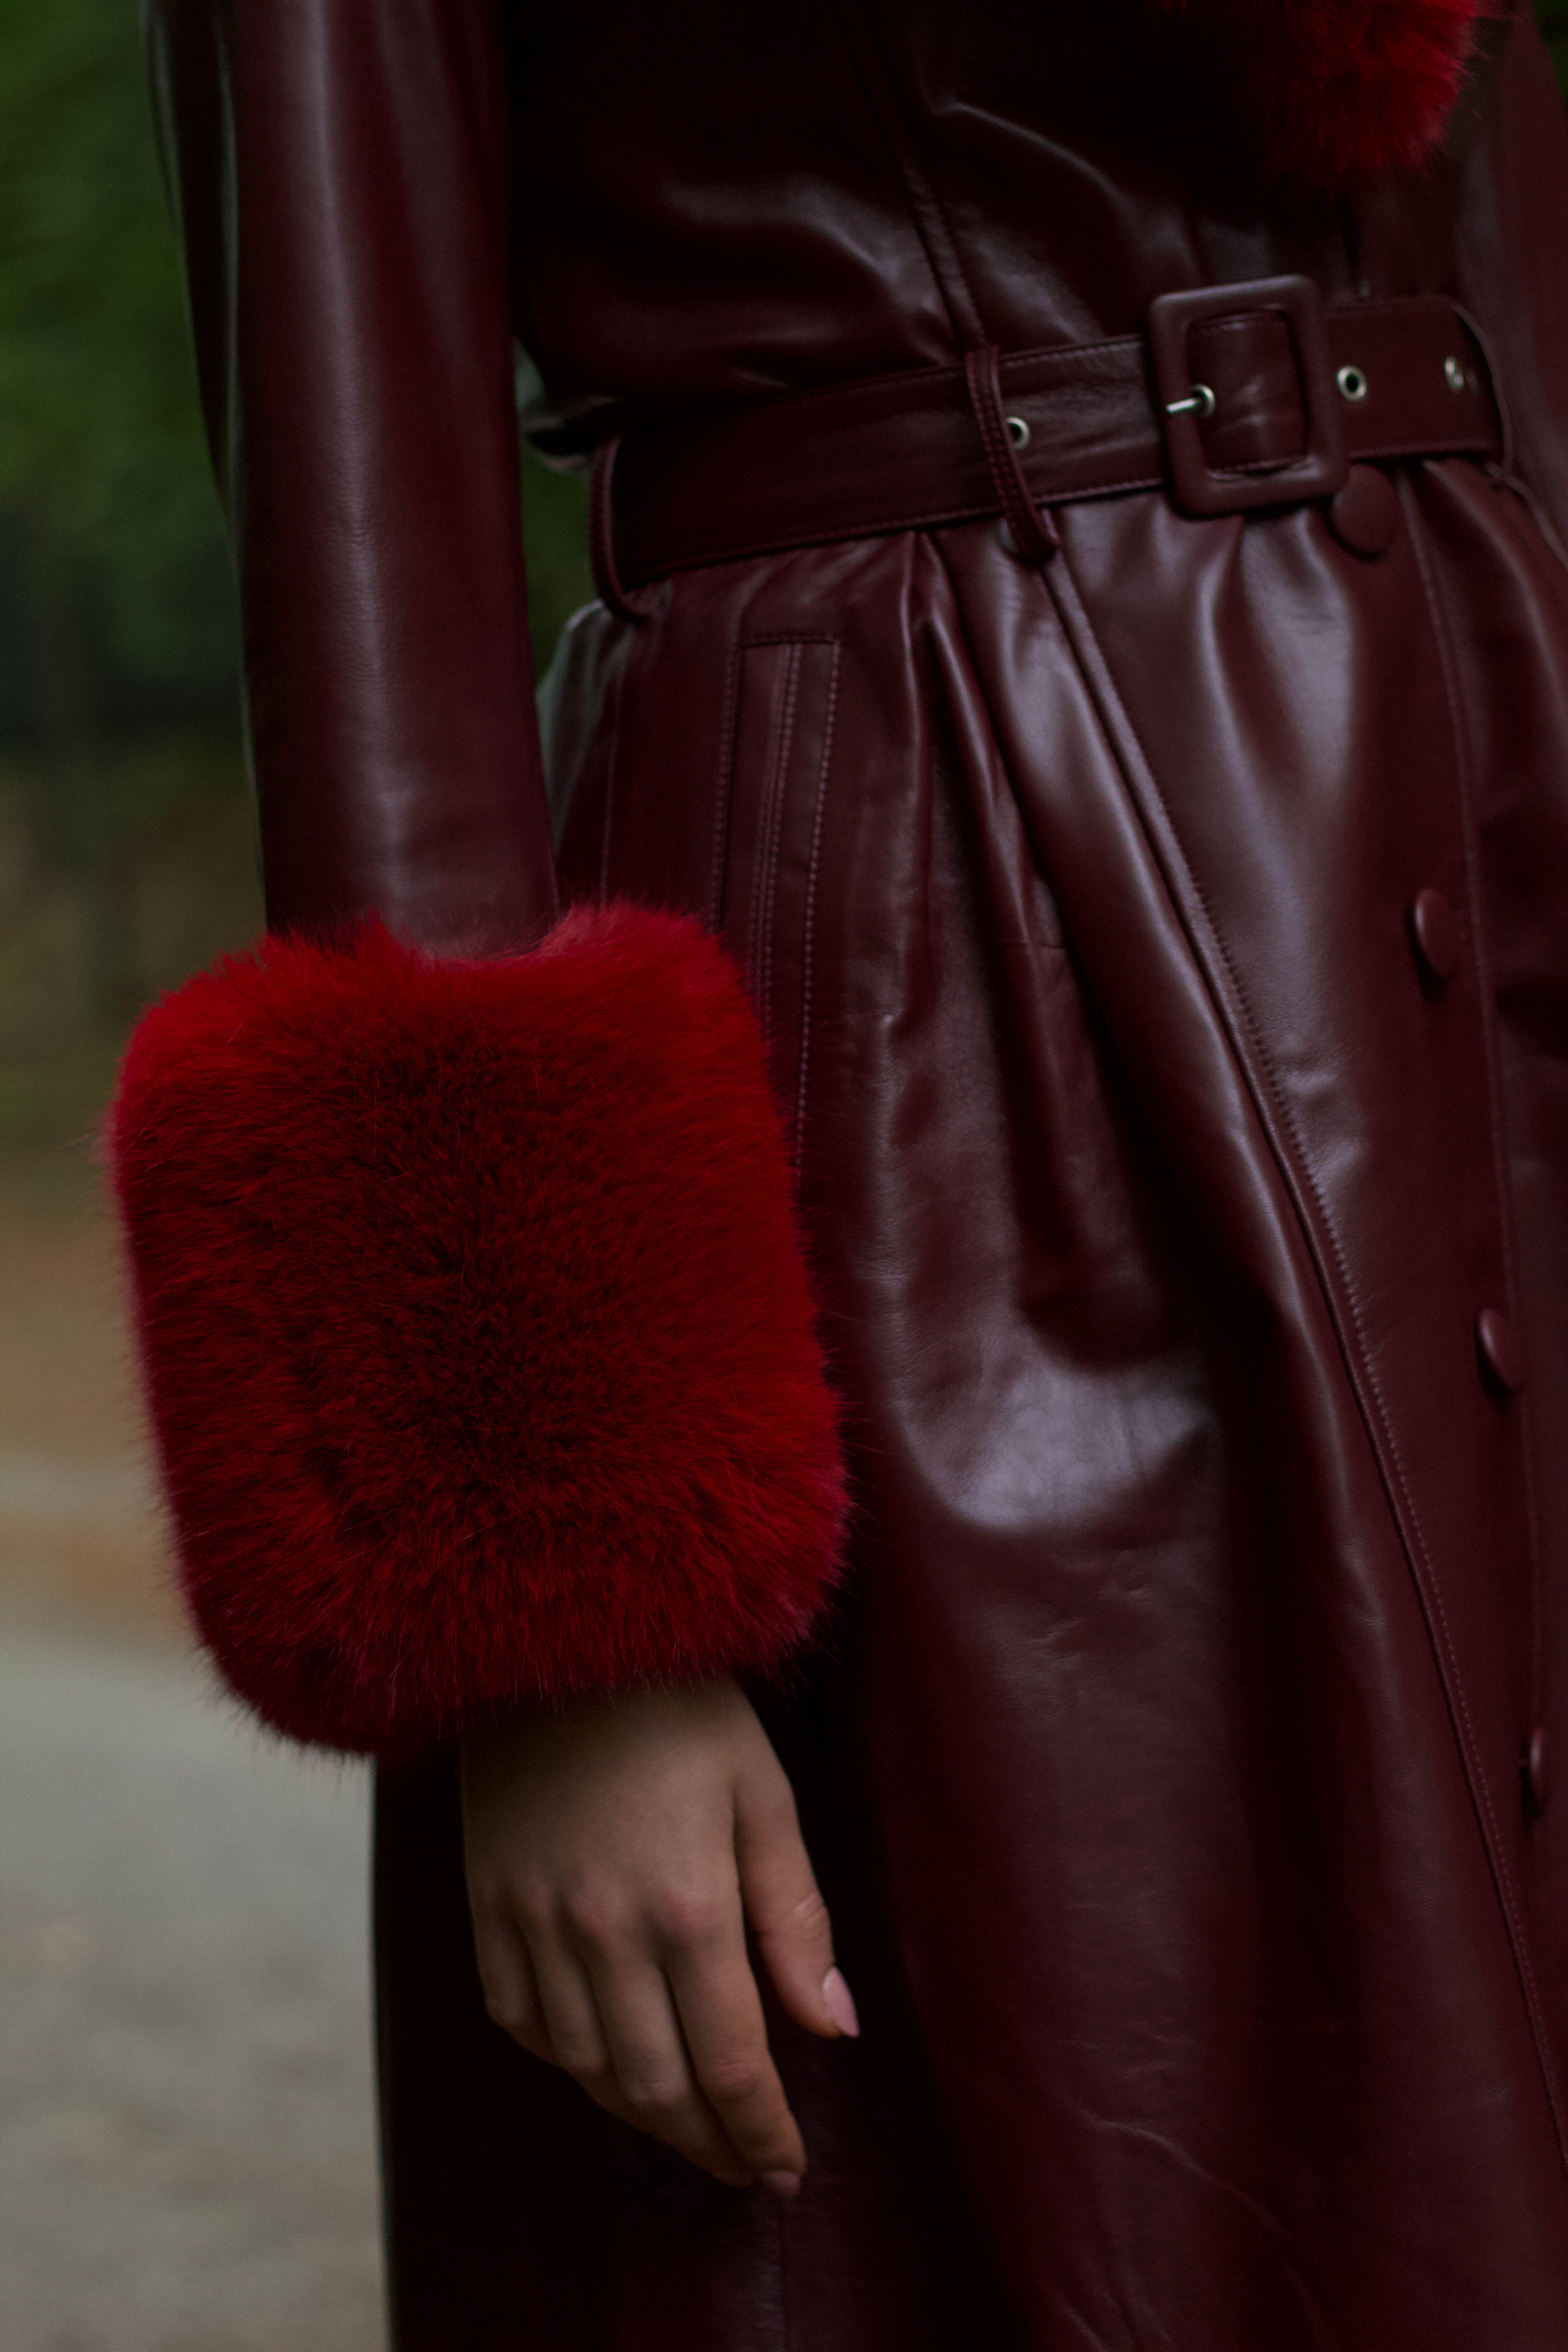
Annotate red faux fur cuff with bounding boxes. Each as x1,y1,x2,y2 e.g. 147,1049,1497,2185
1150,0,1486,186
108,907,847,1757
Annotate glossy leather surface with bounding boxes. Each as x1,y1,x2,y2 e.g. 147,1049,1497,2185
602,295,1500,581
146,0,559,953
150,0,1568,2341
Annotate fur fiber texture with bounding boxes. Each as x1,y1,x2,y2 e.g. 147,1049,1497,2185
1151,0,1486,185
108,906,847,1758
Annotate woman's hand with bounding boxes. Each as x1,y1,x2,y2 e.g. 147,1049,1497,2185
460,1678,859,2197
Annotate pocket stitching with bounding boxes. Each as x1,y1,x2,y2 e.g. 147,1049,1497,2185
793,642,842,1162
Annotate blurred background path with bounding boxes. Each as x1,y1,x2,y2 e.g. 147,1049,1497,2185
0,5,594,2340
4,4,1567,2349
0,1160,383,2352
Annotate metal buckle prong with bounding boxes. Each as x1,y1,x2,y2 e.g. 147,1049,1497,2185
1165,383,1216,421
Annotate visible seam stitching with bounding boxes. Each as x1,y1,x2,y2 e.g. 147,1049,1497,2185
1403,470,1547,1732
966,344,1060,563
1040,542,1568,2170
742,633,840,647
753,646,804,1015
707,625,744,934
835,10,987,349
795,642,843,1168
651,333,1146,422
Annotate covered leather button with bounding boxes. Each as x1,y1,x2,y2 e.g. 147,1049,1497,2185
1327,464,1400,559
1476,1306,1525,1396
1409,888,1460,984
1525,1726,1551,1818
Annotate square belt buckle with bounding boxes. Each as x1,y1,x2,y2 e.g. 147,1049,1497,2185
1148,274,1349,518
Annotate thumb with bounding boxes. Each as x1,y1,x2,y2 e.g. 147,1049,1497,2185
734,1767,861,2043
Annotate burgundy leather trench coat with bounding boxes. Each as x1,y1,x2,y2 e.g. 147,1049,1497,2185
144,2,1568,2343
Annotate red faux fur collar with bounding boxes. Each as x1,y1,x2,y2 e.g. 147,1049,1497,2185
1151,0,1490,185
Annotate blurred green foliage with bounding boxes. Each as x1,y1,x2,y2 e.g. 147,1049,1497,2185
0,0,589,757
521,447,596,676
0,0,588,1065
0,0,236,739
1543,0,1568,85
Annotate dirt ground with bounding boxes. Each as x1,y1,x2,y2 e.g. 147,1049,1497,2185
0,1148,384,2352
0,1166,179,1650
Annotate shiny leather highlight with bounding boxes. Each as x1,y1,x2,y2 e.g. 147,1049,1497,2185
1479,1303,1528,1396
149,0,1568,2342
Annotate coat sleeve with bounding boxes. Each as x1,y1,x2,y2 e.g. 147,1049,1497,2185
142,0,556,951
111,0,846,1759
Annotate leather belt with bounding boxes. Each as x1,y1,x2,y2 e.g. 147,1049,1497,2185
596,276,1504,593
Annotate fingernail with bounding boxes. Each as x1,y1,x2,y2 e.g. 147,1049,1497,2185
823,1966,860,2038
761,2169,802,2200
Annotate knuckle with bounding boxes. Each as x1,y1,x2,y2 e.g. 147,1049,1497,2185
510,1877,558,1936
758,1882,832,1948
726,2120,793,2170
552,2034,607,2080
698,2053,769,2106
649,1882,727,1950
559,1880,631,1953
789,1885,832,1938
620,2073,687,2120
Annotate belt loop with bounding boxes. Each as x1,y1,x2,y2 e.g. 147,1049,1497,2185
589,435,662,622
964,345,1059,565
1455,304,1515,484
